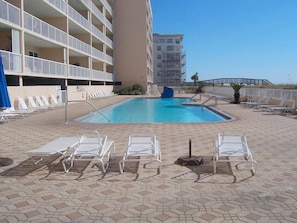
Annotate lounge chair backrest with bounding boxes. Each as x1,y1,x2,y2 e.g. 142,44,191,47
18,97,29,110
218,130,246,146
27,96,38,108
35,96,45,107
41,95,50,106
129,127,156,146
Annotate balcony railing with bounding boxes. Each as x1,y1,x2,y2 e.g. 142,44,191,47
92,70,114,81
91,24,113,49
46,0,67,13
101,0,113,16
68,5,90,31
147,74,153,82
24,55,67,77
82,0,105,25
69,64,91,79
24,12,67,45
0,0,20,26
69,35,91,55
91,47,113,65
0,50,21,72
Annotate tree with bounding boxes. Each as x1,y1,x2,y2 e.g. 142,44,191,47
231,83,244,104
191,72,199,86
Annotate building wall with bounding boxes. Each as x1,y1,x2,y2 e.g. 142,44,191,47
113,0,153,91
1,0,114,88
153,34,186,86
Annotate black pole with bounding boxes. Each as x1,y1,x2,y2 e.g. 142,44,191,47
189,139,192,158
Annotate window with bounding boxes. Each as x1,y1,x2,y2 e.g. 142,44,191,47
157,54,161,59
167,39,173,43
29,51,38,57
167,45,174,51
157,46,161,51
175,39,180,44
159,39,165,43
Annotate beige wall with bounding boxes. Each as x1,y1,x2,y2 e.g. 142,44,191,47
7,86,61,109
114,0,151,91
7,85,115,109
67,85,114,100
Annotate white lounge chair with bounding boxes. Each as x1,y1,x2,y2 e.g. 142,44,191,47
7,105,35,115
50,94,63,107
35,95,52,110
18,97,38,112
27,96,48,111
0,111,20,121
213,130,256,174
119,128,161,174
63,131,115,174
26,137,80,164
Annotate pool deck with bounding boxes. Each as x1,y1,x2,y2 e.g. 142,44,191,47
1,94,297,222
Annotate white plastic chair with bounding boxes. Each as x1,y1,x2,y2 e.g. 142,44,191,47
213,130,256,174
63,131,115,174
119,128,161,173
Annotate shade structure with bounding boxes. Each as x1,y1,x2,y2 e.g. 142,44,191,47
0,55,11,110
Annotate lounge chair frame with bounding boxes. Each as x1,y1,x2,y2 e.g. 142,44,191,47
213,130,256,174
119,128,161,173
26,137,80,165
62,132,115,174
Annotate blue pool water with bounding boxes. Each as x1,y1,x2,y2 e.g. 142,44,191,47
77,98,229,124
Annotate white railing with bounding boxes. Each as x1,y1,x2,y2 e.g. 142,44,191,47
68,5,90,31
69,35,91,55
147,74,153,82
0,0,20,26
24,12,67,45
105,18,113,32
24,55,67,77
101,0,113,16
92,25,113,48
92,24,105,42
82,0,105,25
91,47,113,65
92,70,114,81
46,0,67,13
69,64,91,79
0,50,21,72
204,86,297,102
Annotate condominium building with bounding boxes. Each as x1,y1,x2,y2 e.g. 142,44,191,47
153,34,186,86
113,0,153,92
0,0,153,101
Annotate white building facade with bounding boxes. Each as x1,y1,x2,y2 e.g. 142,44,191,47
153,34,186,86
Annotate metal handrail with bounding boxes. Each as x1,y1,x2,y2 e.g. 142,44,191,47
65,100,110,123
201,96,217,107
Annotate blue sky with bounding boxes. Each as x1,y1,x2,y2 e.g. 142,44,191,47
151,0,297,84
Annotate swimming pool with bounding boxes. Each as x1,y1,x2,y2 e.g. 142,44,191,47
76,98,231,124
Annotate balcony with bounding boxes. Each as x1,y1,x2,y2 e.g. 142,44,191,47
0,0,20,26
69,64,91,79
91,24,113,48
24,12,67,45
24,55,67,78
46,0,67,14
101,0,113,16
92,70,113,81
69,35,91,55
68,5,90,31
0,50,21,72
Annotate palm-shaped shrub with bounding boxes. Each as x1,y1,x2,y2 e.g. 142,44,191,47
231,83,244,104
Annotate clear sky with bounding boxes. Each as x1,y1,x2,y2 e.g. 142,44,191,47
151,0,297,84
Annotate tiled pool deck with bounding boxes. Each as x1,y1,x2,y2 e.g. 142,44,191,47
1,94,297,222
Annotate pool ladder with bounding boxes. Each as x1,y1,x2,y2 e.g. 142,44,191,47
65,100,110,123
